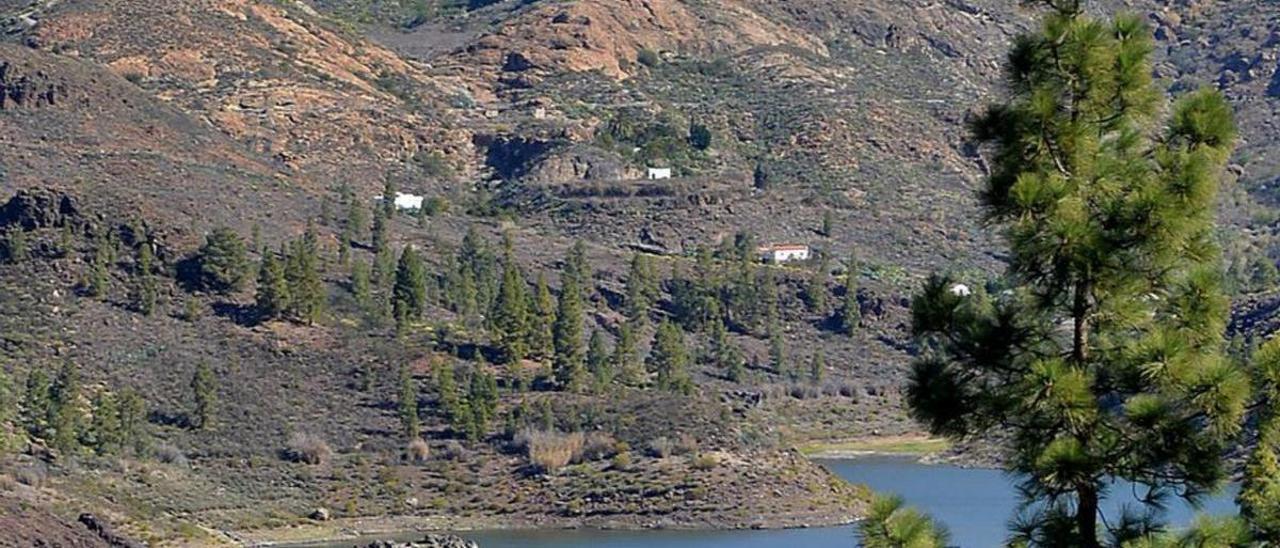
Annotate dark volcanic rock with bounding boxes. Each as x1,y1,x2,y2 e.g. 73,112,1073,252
0,188,80,230
361,534,479,548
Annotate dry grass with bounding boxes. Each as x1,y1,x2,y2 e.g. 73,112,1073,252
516,429,585,473
405,439,430,463
283,432,333,465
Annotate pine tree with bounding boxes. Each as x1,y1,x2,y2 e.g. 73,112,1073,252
625,252,657,325
392,246,428,331
4,229,28,263
757,267,779,335
1241,337,1280,539
398,364,420,440
553,275,586,391
132,242,158,315
587,329,611,388
49,361,82,454
809,353,825,384
117,388,146,454
907,4,1243,544
0,369,18,454
839,282,861,336
805,260,828,314
255,251,290,320
351,258,372,309
820,209,834,237
371,205,390,254
381,179,398,219
89,391,123,455
22,368,52,438
649,320,691,394
285,228,325,325
563,240,590,298
492,248,529,364
344,195,368,248
467,367,498,441
190,362,217,431
709,317,745,382
769,330,788,380
197,228,249,294
527,273,557,360
614,320,641,386
859,495,950,548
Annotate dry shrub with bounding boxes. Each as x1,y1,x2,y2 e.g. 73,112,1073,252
648,436,674,458
582,431,618,461
284,432,333,465
519,428,584,473
440,440,466,461
691,453,719,471
406,439,431,463
153,443,189,468
675,433,699,455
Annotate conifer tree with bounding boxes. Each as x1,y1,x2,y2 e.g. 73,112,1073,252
809,353,825,384
190,362,217,431
89,391,122,455
22,368,51,438
117,388,145,454
49,361,82,453
649,320,692,394
769,330,787,380
467,367,498,440
0,369,18,454
587,329,611,388
255,251,290,321
614,320,641,386
371,205,390,254
553,275,586,390
820,209,834,237
625,252,657,325
132,242,158,315
197,228,249,294
344,196,368,248
859,495,950,548
906,3,1243,544
527,273,557,360
709,317,745,382
839,282,861,336
563,240,590,298
285,228,325,325
492,246,529,364
804,260,828,314
392,245,428,330
4,228,27,264
398,364,419,441
351,258,372,309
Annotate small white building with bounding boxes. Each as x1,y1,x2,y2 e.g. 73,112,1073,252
758,244,811,263
647,167,672,180
949,283,972,297
377,192,424,211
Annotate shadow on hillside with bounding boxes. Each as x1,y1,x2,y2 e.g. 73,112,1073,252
211,302,259,327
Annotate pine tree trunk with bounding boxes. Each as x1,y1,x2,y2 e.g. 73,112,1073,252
1077,483,1100,547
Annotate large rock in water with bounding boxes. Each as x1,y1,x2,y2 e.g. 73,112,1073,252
362,534,479,548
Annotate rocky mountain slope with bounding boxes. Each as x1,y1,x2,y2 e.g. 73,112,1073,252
2,0,1280,544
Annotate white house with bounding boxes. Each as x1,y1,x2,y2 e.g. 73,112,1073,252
758,244,811,263
376,192,424,211
647,167,672,180
949,283,972,297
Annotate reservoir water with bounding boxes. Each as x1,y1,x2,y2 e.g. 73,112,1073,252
315,455,1240,547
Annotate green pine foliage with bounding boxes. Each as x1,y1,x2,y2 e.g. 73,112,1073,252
0,368,19,454
23,368,52,439
132,242,158,315
527,273,557,361
255,251,290,321
858,494,950,548
49,361,83,454
392,245,428,330
839,281,860,336
398,364,420,441
285,227,325,325
492,246,530,364
553,275,586,391
906,3,1243,545
587,329,612,388
649,320,692,394
196,227,249,294
190,362,217,431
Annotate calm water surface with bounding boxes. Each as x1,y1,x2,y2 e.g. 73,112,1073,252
317,456,1239,548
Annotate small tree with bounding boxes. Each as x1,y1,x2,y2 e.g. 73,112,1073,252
688,122,712,151
649,320,692,394
839,282,860,336
809,353,825,384
392,245,428,330
132,242,158,315
820,209,834,237
492,248,529,364
4,229,28,263
285,229,325,325
49,361,83,454
614,320,641,386
553,275,586,390
255,251,290,321
859,494,950,548
587,329,611,388
0,369,19,454
769,330,787,380
22,368,52,438
398,364,420,441
190,362,217,431
197,228,249,294
527,273,557,360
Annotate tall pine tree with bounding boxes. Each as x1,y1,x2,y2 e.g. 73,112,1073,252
553,275,586,391
906,3,1243,545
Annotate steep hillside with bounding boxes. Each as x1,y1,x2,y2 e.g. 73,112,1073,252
1,0,1280,544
